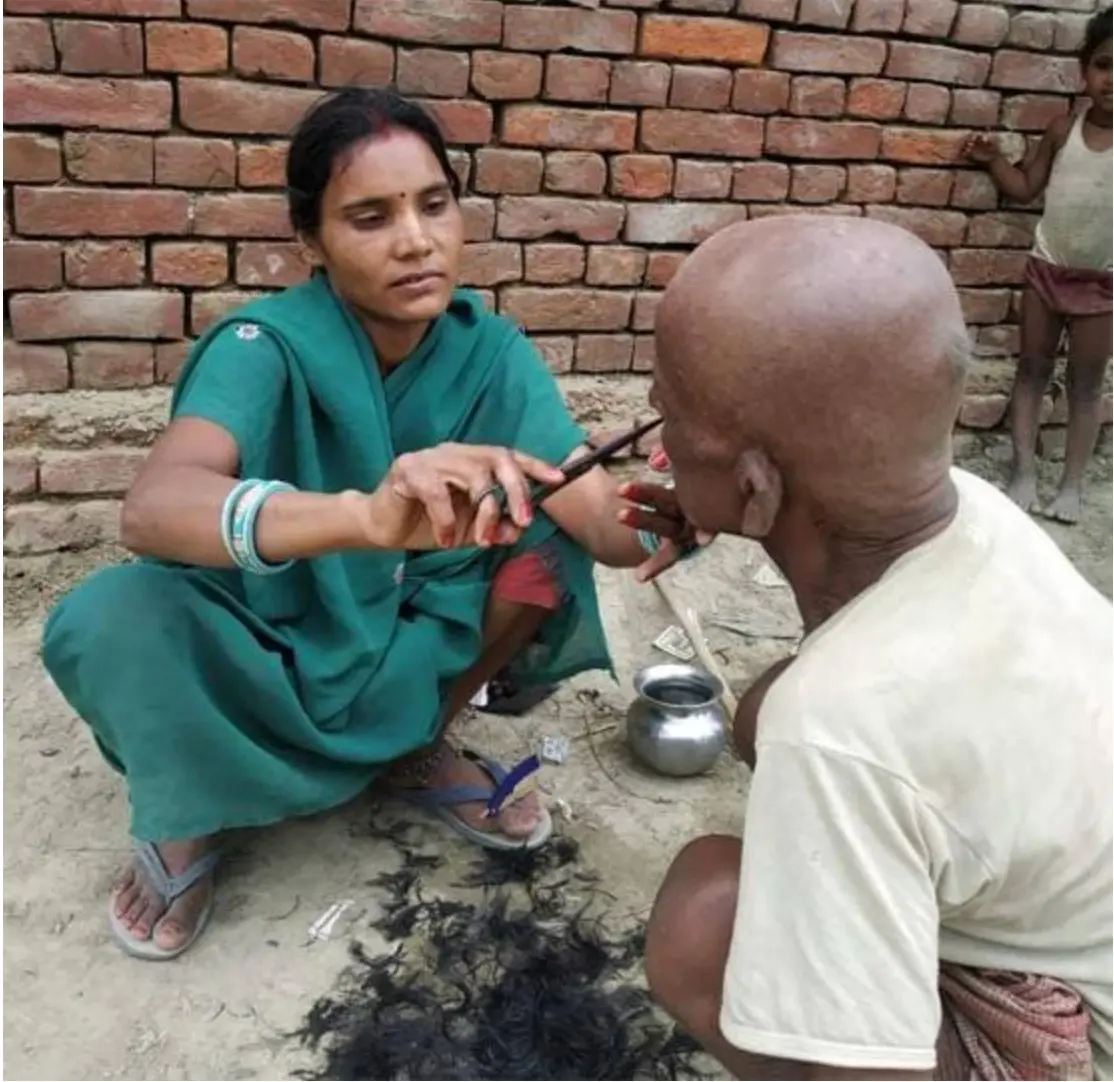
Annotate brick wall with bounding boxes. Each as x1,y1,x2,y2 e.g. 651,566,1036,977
3,0,1105,554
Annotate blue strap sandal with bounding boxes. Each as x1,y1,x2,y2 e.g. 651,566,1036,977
107,842,220,961
395,748,553,852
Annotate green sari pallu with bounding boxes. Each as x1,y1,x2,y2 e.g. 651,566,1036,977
41,275,611,842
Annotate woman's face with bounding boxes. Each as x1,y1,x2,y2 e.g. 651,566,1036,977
309,128,463,326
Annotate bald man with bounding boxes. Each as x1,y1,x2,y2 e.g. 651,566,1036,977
636,217,1112,1081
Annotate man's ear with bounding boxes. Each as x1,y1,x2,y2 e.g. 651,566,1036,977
735,448,783,538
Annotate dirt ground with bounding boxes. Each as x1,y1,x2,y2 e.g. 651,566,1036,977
4,434,1111,1082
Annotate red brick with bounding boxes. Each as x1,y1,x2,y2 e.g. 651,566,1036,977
6,0,177,10
1054,13,1091,53
953,4,1009,47
156,341,191,384
185,0,350,31
459,241,522,287
179,77,319,135
966,212,1039,248
766,117,881,160
4,454,39,499
771,31,887,75
847,78,907,120
64,240,145,286
156,136,236,187
496,196,625,242
194,193,292,238
798,0,852,28
471,51,542,100
958,288,1012,325
886,43,990,87
669,65,733,111
624,202,746,244
950,89,1001,127
845,163,896,203
959,394,1008,428
5,240,62,290
896,168,954,207
397,47,470,98
903,0,958,38
865,206,968,247
632,335,656,373
416,98,492,145
1001,94,1070,131
643,110,763,157
950,248,1028,285
1007,11,1057,50
533,336,574,375
462,197,495,241
850,0,904,33
146,21,227,72
524,243,586,285
952,170,999,210
544,152,607,195
610,154,674,199
738,0,798,19
904,83,951,124
645,251,687,288
586,246,647,287
70,343,154,389
505,6,636,54
976,326,1020,357
238,142,287,187
640,15,767,65
789,75,846,117
236,241,311,287
501,287,632,332
503,105,635,152
14,187,189,236
544,55,610,104
474,148,543,195
190,290,266,335
4,501,123,556
318,36,394,88
63,133,152,183
5,73,172,131
990,52,1079,93
666,0,736,11
610,60,670,106
10,289,183,340
732,161,790,201
791,163,845,203
575,334,634,373
56,20,142,74
355,0,499,43
732,69,791,114
40,448,147,495
152,240,229,286
449,149,471,192
674,160,732,199
4,18,55,71
881,127,969,165
232,26,313,83
749,203,866,221
4,342,68,394
4,133,61,182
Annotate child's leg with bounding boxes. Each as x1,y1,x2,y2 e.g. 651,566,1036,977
1043,311,1112,524
1008,286,1063,511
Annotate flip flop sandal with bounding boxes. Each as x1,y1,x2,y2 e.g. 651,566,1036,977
395,749,553,852
108,842,220,961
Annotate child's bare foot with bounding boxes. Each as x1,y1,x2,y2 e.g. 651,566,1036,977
112,838,215,952
1006,471,1040,512
1042,487,1082,525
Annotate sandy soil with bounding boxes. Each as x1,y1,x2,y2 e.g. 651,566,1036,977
4,435,1110,1082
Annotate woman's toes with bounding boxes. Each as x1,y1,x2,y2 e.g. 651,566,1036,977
152,887,210,951
499,792,542,837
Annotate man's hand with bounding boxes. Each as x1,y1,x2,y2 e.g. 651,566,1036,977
963,132,1000,165
618,480,715,582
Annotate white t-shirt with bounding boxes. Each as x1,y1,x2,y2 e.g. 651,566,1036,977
720,469,1113,1078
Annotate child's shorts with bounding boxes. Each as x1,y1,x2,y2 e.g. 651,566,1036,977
1025,256,1113,317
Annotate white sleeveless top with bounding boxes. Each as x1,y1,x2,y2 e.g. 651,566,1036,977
1032,115,1113,272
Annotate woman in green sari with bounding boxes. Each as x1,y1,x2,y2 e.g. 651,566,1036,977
41,88,697,960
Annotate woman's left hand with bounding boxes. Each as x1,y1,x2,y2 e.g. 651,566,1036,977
617,480,715,582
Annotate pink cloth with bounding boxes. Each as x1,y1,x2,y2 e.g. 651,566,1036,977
936,966,1093,1081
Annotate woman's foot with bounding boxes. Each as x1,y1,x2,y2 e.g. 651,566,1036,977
1042,486,1082,524
1006,469,1040,513
112,838,215,952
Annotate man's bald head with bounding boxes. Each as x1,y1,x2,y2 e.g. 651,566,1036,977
653,215,968,537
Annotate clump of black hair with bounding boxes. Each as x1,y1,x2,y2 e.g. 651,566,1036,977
286,86,462,236
295,817,705,1081
1081,6,1112,65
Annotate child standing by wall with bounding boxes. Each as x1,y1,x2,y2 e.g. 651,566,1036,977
966,7,1112,523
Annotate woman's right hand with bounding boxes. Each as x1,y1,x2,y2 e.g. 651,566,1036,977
963,132,1000,165
348,443,566,552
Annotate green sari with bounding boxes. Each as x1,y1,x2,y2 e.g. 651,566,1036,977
41,274,610,842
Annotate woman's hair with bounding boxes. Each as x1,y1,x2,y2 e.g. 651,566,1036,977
286,87,462,235
1081,6,1112,65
